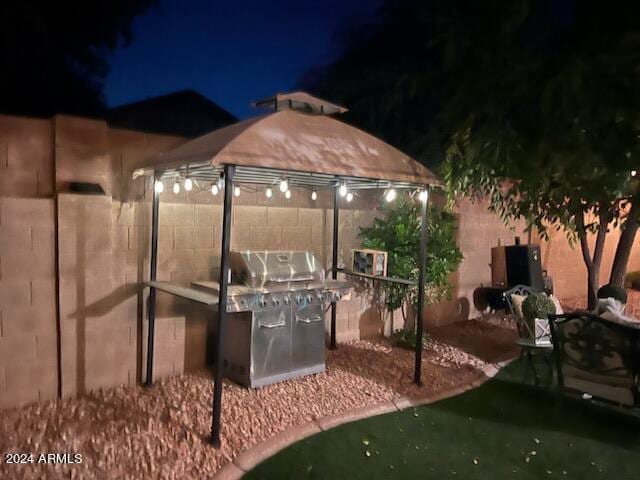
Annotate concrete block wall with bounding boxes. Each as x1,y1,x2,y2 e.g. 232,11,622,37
4,111,640,410
57,193,138,397
0,115,53,198
450,197,530,321
541,219,640,299
0,197,57,408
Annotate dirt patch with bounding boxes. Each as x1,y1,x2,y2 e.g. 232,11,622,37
429,317,519,364
0,322,516,480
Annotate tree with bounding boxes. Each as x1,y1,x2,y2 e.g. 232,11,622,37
358,197,462,333
0,1,156,117
307,0,640,307
439,0,640,308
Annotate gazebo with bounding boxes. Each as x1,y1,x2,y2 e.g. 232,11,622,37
132,92,441,446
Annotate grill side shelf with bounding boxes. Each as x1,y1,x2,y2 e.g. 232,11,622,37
145,281,219,306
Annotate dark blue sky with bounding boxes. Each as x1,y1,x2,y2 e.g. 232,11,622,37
105,0,382,119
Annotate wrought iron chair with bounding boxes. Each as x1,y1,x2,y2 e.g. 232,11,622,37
503,284,553,385
504,284,536,335
549,312,640,406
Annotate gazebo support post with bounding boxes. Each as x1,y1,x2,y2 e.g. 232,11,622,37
329,185,339,349
211,163,235,447
145,171,161,386
414,186,429,385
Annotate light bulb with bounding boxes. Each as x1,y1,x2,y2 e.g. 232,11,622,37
173,181,180,194
211,184,219,195
311,189,317,201
184,177,193,191
339,183,348,197
234,186,241,197
154,180,164,193
217,177,224,189
265,187,273,198
279,178,288,192
419,190,429,203
385,189,396,202
632,170,637,177
346,192,354,202
285,189,291,199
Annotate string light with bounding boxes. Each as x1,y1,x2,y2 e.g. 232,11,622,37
279,178,288,192
419,190,429,203
173,180,180,194
311,189,317,201
339,183,348,197
184,177,193,191
346,192,354,202
154,180,164,193
285,190,291,199
385,189,396,202
265,187,273,198
632,170,637,177
234,186,241,197
211,184,219,195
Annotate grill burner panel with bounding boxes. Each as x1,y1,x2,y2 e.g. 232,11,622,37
192,279,350,313
193,250,351,388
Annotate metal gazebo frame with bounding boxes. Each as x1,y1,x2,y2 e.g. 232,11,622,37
134,104,439,447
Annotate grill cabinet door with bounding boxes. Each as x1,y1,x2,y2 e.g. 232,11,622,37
292,303,325,370
251,307,292,382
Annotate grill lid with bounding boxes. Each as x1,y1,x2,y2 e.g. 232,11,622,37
230,250,325,288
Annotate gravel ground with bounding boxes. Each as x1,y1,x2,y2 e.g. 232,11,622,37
0,320,515,480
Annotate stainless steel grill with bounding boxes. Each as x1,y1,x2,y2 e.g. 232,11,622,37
193,250,351,388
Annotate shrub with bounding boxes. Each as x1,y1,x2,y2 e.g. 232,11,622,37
522,293,556,322
624,271,640,291
597,284,628,303
358,197,463,332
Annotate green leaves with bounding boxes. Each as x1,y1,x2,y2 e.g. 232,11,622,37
359,197,463,313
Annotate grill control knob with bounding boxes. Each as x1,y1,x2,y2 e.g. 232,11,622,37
283,296,290,305
306,294,313,303
272,298,280,306
259,297,268,308
334,292,342,301
296,296,303,305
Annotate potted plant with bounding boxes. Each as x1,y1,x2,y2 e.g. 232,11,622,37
522,293,556,345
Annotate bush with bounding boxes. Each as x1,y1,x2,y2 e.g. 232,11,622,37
358,197,463,326
624,271,640,291
522,293,556,322
597,284,628,303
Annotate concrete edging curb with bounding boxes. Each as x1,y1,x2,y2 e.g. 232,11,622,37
213,360,512,479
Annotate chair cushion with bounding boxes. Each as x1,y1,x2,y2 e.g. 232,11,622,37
564,376,635,406
510,294,526,321
550,295,563,314
563,365,634,388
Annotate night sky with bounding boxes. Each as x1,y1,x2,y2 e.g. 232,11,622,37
105,0,382,119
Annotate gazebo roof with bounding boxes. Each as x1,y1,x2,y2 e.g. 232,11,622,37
140,109,440,187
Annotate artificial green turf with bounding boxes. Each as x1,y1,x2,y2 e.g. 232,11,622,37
244,360,640,479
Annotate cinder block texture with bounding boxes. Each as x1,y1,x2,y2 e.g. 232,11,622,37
0,197,57,409
0,115,54,197
57,193,134,398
